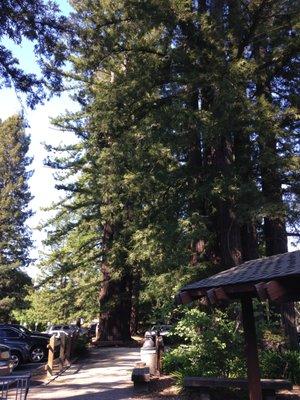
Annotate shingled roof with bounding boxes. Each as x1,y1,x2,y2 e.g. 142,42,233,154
181,250,300,292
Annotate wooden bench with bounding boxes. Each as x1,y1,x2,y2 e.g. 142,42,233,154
184,376,292,400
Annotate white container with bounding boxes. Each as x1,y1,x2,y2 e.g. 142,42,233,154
140,348,157,375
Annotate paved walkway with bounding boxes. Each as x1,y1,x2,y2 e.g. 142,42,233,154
28,347,141,400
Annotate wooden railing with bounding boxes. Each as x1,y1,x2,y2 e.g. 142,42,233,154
46,333,74,377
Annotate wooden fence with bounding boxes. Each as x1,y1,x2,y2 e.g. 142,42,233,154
46,333,74,377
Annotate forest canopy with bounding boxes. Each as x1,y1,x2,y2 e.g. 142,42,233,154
18,0,299,343
3,1,299,355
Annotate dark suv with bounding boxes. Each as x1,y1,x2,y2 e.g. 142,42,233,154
0,326,49,366
0,344,14,375
9,324,51,340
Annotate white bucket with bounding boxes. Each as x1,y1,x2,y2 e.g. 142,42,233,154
140,348,157,375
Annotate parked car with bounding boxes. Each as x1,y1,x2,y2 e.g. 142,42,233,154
0,329,30,368
47,324,74,337
9,324,51,339
150,324,173,344
68,324,88,336
150,324,172,337
0,325,48,365
0,344,14,375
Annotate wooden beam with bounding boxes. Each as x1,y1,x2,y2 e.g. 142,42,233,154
214,287,229,302
207,289,217,304
224,283,256,296
255,282,268,300
189,288,207,297
175,291,193,305
266,281,287,302
241,297,263,400
206,287,230,305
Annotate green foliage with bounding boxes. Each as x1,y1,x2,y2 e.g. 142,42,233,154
16,244,101,325
260,350,300,384
0,115,32,322
0,1,68,107
23,0,299,338
163,306,300,387
139,263,214,326
0,269,32,323
163,308,246,380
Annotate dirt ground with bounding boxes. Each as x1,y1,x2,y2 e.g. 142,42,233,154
27,346,300,400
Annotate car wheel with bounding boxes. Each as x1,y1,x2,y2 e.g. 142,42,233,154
30,347,45,363
10,351,22,368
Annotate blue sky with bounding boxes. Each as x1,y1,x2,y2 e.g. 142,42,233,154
0,0,76,277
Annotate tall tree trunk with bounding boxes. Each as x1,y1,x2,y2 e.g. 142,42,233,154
186,86,205,265
98,223,132,342
240,223,259,261
261,136,298,351
212,136,243,268
130,273,140,335
99,266,132,341
205,0,243,269
234,132,259,261
252,28,299,349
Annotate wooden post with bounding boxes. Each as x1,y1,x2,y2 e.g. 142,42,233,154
47,335,55,378
241,297,263,400
59,333,66,371
65,334,72,366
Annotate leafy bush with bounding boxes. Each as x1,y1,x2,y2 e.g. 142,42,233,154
163,307,300,388
260,350,300,384
163,308,246,382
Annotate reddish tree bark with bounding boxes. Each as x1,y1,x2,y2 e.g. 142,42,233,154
98,223,132,342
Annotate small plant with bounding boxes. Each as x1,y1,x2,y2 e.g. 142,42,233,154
163,308,246,382
260,350,300,384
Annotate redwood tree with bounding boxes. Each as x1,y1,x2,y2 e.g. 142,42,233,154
39,0,299,341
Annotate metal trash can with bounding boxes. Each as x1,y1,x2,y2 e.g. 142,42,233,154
140,331,157,375
140,347,157,375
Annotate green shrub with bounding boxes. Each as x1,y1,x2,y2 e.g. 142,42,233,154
163,307,300,388
163,308,246,382
260,350,300,384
